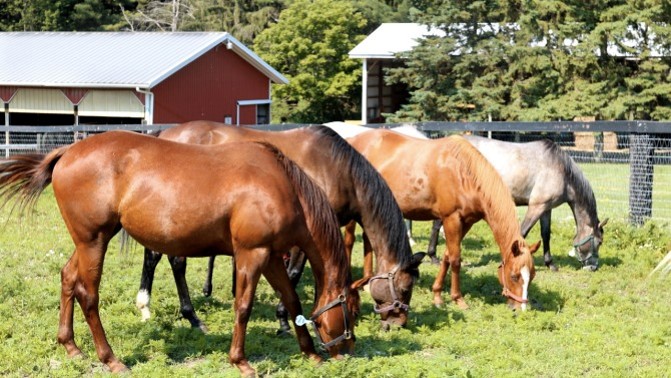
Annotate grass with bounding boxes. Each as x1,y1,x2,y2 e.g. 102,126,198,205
1,188,671,377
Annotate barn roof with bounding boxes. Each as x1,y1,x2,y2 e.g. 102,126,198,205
349,23,442,59
0,32,288,89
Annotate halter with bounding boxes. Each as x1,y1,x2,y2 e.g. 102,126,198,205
295,288,352,351
572,233,598,264
498,261,528,304
367,265,409,314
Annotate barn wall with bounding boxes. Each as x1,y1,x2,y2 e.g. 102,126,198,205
153,46,270,124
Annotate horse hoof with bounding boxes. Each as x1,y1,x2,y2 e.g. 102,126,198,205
276,327,292,337
428,256,441,265
108,360,129,373
548,263,559,272
455,300,469,310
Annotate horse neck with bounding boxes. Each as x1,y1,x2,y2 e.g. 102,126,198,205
484,211,522,259
562,157,599,237
451,138,522,259
313,125,412,270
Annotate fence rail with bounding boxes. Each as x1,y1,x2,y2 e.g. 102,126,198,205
2,122,670,227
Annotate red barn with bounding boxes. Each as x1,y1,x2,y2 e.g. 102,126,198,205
0,32,287,126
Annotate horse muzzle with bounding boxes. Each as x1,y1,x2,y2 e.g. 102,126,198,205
568,247,599,271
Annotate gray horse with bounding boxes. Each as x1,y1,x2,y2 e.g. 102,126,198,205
426,135,607,271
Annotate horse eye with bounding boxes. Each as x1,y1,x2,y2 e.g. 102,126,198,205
510,274,520,282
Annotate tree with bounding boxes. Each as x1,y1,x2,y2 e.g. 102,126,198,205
385,0,671,122
253,0,368,123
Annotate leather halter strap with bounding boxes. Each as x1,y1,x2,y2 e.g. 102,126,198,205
573,233,597,263
295,288,352,351
499,260,528,304
368,265,409,314
502,287,528,304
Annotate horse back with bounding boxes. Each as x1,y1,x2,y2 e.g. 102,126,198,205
464,135,566,205
51,131,308,257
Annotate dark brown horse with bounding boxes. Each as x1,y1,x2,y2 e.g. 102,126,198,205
0,130,360,376
346,129,541,310
135,121,424,332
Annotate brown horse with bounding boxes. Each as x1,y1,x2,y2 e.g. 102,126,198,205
346,129,541,310
0,130,360,376
135,121,423,332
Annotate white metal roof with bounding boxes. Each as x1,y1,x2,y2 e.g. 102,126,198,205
349,23,443,59
0,32,288,89
350,22,667,60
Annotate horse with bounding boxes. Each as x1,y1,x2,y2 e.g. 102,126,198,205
345,129,541,310
456,135,608,271
135,121,424,333
0,130,360,376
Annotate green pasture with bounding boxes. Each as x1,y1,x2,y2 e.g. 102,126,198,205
572,162,671,225
1,187,671,377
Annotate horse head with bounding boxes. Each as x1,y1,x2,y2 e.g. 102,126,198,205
569,218,608,271
361,252,425,330
498,239,540,310
306,286,360,358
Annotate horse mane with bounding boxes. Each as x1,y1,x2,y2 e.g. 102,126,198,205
257,140,350,285
540,139,599,221
308,125,413,268
445,136,522,251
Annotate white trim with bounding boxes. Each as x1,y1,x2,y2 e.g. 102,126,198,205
136,87,154,125
236,99,271,125
361,59,368,125
237,99,271,106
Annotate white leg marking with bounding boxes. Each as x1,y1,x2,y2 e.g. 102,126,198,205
136,289,152,321
520,266,530,311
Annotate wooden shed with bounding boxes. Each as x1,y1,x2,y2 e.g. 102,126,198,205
0,32,287,126
349,23,440,125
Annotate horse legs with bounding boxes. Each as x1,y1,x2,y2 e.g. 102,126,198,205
361,230,374,278
276,249,307,335
263,254,320,362
203,255,216,297
57,253,83,358
62,243,127,372
431,215,469,309
136,248,162,322
167,255,207,332
426,219,443,265
539,211,557,271
521,205,556,271
344,220,356,261
229,248,267,377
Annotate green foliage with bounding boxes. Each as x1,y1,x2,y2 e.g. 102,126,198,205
387,0,671,122
253,0,368,123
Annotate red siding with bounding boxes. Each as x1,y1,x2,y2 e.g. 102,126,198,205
153,46,270,124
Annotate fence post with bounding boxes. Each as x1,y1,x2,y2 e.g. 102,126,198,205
629,133,654,226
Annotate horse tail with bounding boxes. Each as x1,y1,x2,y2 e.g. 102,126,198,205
258,142,350,285
0,146,70,213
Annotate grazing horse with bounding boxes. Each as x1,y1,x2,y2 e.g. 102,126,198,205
460,135,608,271
135,121,424,332
346,129,541,310
0,130,360,376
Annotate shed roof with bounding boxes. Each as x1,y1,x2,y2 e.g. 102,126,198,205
349,23,442,59
0,32,288,89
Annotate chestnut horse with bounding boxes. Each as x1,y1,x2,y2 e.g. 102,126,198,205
346,129,541,310
0,130,360,376
135,121,423,332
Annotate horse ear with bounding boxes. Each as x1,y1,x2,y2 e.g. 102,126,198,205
411,252,426,268
529,241,541,254
599,218,609,228
351,276,371,291
511,240,521,257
